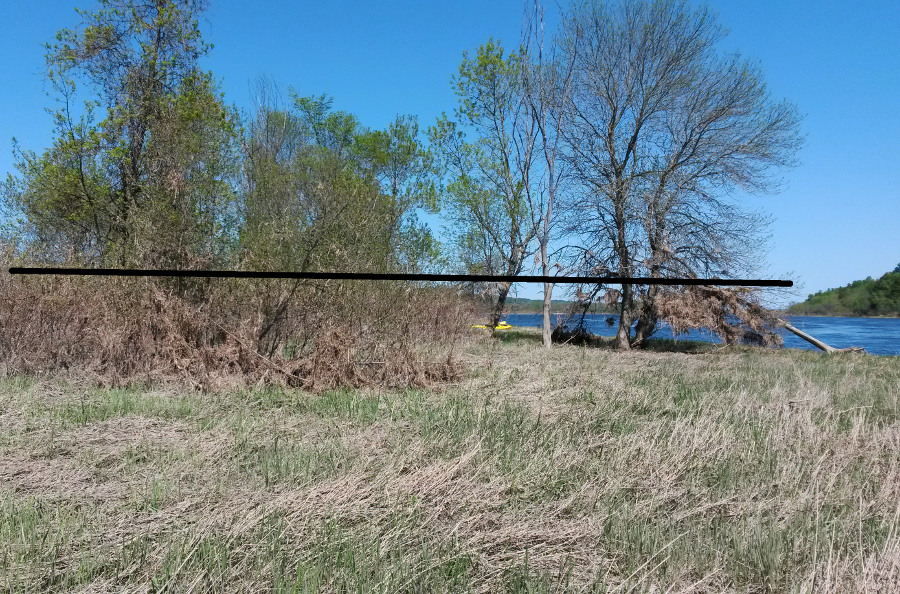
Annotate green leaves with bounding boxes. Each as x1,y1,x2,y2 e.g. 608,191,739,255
789,268,900,317
3,0,239,269
429,38,539,281
454,38,523,127
240,87,437,276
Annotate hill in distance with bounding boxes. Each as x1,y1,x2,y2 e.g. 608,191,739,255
788,264,900,317
504,297,616,314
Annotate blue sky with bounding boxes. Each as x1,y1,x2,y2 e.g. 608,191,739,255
1,0,898,304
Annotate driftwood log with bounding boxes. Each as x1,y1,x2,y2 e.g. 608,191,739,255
777,319,865,354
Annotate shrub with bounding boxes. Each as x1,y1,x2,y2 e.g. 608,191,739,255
0,255,474,391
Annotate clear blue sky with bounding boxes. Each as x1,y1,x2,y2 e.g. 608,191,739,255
2,0,898,304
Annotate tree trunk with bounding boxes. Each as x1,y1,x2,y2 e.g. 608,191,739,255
772,319,864,353
632,284,660,347
612,186,632,349
777,320,836,353
540,236,553,348
632,308,657,346
615,283,633,349
490,283,511,332
542,281,553,348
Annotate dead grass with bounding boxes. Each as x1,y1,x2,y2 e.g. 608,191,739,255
0,271,473,391
1,329,898,592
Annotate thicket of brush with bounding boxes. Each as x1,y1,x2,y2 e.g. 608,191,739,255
0,0,488,390
0,256,474,390
655,285,785,347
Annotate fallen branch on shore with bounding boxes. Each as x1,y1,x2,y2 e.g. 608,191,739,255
777,319,866,354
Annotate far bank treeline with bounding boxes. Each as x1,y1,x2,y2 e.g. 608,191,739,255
788,265,900,317
0,0,803,387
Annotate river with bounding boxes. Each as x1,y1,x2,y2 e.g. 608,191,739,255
504,313,900,356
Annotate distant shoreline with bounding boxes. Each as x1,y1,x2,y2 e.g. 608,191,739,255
505,298,900,319
785,312,900,320
503,297,617,315
505,310,900,321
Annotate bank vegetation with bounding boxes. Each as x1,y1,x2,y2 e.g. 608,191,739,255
1,0,806,389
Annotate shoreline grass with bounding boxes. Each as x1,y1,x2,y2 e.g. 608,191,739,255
1,329,898,592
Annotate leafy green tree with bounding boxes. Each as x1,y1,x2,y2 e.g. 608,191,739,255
353,114,441,273
429,39,540,328
2,0,239,269
240,86,438,276
238,85,442,352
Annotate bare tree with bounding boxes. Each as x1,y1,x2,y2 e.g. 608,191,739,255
522,1,577,348
559,0,803,348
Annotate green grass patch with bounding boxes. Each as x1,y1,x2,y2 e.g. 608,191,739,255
1,341,898,592
52,387,202,426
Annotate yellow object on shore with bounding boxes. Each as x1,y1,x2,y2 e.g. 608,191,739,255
472,322,513,330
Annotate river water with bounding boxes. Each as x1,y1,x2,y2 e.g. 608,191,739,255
504,313,900,356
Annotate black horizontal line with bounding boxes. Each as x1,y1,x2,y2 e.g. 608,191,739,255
7,267,792,287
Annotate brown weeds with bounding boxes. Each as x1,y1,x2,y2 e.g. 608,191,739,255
0,262,473,390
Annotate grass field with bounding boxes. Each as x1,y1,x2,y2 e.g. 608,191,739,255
1,330,898,592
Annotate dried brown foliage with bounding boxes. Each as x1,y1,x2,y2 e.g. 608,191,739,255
0,258,473,390
655,285,784,347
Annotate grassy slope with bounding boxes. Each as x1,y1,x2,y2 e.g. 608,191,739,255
1,331,898,592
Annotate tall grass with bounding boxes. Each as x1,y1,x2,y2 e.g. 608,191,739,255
0,262,473,390
0,330,897,591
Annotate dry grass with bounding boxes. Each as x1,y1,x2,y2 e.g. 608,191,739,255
0,271,472,391
1,330,898,592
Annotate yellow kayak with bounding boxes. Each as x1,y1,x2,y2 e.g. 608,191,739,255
472,322,513,330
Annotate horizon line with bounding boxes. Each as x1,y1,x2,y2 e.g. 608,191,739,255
7,267,793,287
